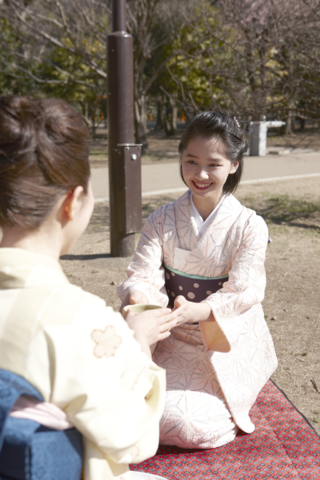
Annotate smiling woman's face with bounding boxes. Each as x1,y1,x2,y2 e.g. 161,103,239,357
181,136,239,208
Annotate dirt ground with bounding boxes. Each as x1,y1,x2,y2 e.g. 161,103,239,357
61,175,320,436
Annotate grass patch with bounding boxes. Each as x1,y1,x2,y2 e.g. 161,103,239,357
142,203,152,211
255,195,320,224
242,194,320,235
90,150,106,156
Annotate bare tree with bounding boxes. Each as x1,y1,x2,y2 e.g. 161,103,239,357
126,0,195,149
1,0,196,149
0,0,110,129
167,0,320,130
3,0,318,143
1,0,109,79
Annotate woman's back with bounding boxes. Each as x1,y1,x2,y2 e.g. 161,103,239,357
0,95,177,479
0,247,103,384
0,246,167,479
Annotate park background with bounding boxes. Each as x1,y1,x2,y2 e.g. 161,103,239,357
1,0,320,434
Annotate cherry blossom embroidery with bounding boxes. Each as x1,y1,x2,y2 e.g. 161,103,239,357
91,325,121,359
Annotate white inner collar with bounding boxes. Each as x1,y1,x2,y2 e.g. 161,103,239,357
190,192,224,237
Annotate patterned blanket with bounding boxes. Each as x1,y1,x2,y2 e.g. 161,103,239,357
131,381,320,479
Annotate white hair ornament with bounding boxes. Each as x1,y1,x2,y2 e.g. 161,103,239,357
234,117,241,129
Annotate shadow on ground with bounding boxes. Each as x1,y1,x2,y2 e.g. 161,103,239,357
61,253,111,261
245,195,320,232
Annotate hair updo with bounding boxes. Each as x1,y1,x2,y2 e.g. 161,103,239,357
0,95,90,229
179,111,248,194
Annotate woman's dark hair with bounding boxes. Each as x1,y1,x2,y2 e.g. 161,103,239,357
0,95,90,229
179,111,247,195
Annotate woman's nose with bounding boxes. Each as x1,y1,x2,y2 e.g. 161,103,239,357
196,168,209,179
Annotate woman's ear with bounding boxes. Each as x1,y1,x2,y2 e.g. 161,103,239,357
230,161,240,174
63,186,85,221
179,158,188,187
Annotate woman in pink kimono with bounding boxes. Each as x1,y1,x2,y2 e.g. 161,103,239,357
118,111,278,450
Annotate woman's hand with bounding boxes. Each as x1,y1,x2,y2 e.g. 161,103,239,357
126,307,178,356
173,296,215,325
120,289,149,313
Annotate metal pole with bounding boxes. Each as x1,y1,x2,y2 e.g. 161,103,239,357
107,0,142,257
112,0,126,32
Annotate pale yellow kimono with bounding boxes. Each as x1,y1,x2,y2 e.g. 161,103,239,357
118,192,278,448
0,248,166,480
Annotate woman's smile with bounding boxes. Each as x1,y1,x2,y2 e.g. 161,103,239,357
192,181,213,191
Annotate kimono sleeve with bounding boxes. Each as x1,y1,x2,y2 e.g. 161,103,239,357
117,206,169,307
25,298,166,474
203,213,268,351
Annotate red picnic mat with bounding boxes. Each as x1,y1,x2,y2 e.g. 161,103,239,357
131,380,320,479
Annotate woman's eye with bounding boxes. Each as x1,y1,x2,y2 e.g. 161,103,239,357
187,160,197,165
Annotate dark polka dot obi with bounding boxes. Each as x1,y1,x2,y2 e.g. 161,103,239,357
163,263,229,309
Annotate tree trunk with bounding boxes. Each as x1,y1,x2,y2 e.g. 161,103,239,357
134,95,148,153
295,117,305,132
81,102,91,129
171,102,177,135
155,97,163,130
285,110,294,135
164,96,177,136
279,110,294,136
91,115,97,138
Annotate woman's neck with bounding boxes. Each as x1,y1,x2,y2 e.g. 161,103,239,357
192,191,223,221
0,226,62,261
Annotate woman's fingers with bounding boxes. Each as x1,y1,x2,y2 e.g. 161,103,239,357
158,331,171,341
174,295,187,309
155,308,178,324
125,310,136,320
119,298,130,313
159,317,177,333
150,307,172,316
119,289,145,312
143,308,177,334
127,305,178,345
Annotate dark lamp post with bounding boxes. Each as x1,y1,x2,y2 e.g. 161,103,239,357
107,0,142,257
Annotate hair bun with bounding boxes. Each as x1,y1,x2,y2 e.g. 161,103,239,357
0,96,40,160
0,94,90,229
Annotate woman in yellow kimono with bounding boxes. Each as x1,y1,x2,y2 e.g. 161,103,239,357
118,112,278,450
0,95,177,480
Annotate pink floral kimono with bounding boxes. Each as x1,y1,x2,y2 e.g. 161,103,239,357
118,191,278,449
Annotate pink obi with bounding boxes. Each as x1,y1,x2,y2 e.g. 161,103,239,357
9,395,73,430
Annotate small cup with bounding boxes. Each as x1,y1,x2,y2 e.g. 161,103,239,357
122,304,161,319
